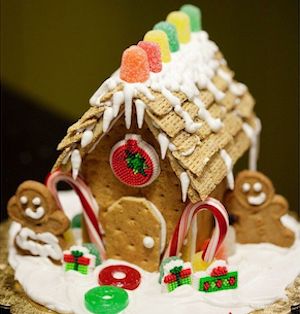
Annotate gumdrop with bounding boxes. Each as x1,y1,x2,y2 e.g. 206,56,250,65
166,11,191,44
138,41,162,73
120,46,150,83
153,21,179,52
180,4,202,32
144,30,171,63
83,242,101,266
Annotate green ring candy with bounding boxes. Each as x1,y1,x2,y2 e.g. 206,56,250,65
84,286,129,314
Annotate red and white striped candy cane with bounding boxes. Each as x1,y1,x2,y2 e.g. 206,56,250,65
46,170,106,261
164,197,229,263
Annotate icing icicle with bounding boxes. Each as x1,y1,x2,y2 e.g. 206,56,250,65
220,149,234,190
71,149,82,179
242,117,261,171
158,133,170,159
134,99,146,128
124,85,135,129
112,91,125,117
81,130,94,148
180,172,190,202
102,107,114,132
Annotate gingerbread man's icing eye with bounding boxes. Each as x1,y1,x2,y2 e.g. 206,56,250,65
253,182,262,192
32,197,41,206
242,182,251,193
20,196,28,205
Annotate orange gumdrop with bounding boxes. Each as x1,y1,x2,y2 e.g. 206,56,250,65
120,46,150,83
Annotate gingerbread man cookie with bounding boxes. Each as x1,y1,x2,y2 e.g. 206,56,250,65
8,180,70,262
224,170,295,247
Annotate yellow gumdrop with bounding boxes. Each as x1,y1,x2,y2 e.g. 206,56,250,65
192,251,214,272
63,229,75,245
166,11,191,44
144,30,171,63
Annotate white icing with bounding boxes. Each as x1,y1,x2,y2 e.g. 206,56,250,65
32,197,41,206
253,182,262,192
70,149,81,180
147,201,167,254
179,172,190,202
89,32,235,137
229,82,247,96
134,99,146,129
20,196,28,204
25,206,45,220
15,227,62,260
242,117,262,171
180,145,196,157
163,259,184,274
102,107,114,132
168,143,176,152
112,91,124,117
157,133,169,159
80,130,94,148
143,236,155,249
193,96,222,132
248,192,266,206
8,210,300,314
242,182,251,192
220,149,234,190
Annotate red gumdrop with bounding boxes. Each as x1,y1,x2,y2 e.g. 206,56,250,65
138,41,162,73
120,46,150,83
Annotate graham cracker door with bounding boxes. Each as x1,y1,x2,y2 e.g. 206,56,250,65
104,197,166,272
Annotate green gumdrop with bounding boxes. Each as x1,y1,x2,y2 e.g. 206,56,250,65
159,256,181,283
180,4,202,32
153,21,179,52
71,213,82,229
84,286,128,314
83,243,101,266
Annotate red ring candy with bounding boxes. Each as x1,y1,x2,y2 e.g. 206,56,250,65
98,265,141,291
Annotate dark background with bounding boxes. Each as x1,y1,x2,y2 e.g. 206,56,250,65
1,0,299,221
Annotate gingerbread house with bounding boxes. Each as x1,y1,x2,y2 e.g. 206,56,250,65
51,10,260,272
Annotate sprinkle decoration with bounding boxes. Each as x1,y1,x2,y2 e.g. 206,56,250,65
63,246,96,275
198,270,238,293
138,41,162,73
153,21,180,52
180,4,202,32
166,11,191,44
144,30,171,63
162,258,192,292
98,265,141,291
164,197,229,264
84,286,129,314
46,170,106,261
120,45,150,83
110,134,160,187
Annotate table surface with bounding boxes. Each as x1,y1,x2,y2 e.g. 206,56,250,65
0,220,299,314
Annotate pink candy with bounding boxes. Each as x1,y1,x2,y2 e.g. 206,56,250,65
120,46,150,83
138,41,162,73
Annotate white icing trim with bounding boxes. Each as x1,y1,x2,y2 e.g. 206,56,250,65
158,133,169,159
134,99,146,129
179,172,190,202
143,236,155,249
148,201,167,254
20,196,28,204
71,149,81,180
25,207,45,220
242,182,251,192
248,192,266,206
220,149,234,190
32,197,41,206
81,130,94,148
15,227,62,260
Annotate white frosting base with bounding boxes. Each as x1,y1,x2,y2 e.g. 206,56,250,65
8,192,300,314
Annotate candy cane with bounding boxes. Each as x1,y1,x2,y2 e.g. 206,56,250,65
46,170,106,261
164,197,229,263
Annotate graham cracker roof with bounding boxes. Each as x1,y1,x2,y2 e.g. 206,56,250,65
53,34,259,203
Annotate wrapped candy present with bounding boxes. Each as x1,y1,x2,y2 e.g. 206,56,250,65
63,246,96,275
162,258,192,292
194,260,238,293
